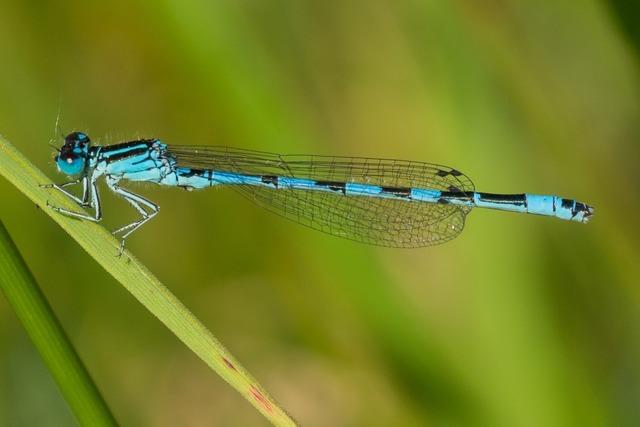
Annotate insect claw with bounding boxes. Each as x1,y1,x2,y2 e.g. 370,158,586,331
116,240,126,258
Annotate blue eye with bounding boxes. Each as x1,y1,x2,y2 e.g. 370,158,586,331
56,154,86,176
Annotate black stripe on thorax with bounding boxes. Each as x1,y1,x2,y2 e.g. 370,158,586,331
102,140,157,163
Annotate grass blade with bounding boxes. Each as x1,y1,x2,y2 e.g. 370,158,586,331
0,219,117,426
0,135,297,426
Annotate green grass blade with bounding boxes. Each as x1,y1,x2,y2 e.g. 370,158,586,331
0,135,297,427
0,220,117,426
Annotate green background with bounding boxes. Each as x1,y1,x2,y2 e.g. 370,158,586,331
0,1,638,426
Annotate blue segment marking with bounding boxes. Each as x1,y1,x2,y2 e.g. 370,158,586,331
410,188,442,203
526,194,555,216
346,182,383,196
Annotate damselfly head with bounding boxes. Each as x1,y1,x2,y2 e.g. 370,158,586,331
55,131,91,176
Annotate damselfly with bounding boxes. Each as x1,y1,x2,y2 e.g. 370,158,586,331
44,132,594,253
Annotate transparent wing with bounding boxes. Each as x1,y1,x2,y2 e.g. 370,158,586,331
168,146,475,247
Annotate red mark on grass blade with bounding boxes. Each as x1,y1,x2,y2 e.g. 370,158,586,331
249,385,273,414
222,357,236,371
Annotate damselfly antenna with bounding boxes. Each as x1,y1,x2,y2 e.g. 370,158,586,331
48,97,66,150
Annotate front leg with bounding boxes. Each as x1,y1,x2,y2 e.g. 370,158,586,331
45,175,102,222
41,176,91,206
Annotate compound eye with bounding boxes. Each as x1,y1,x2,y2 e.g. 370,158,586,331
56,151,85,176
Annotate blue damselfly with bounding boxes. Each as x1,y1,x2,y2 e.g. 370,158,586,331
44,132,594,253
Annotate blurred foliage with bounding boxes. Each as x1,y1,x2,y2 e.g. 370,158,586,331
0,1,638,426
